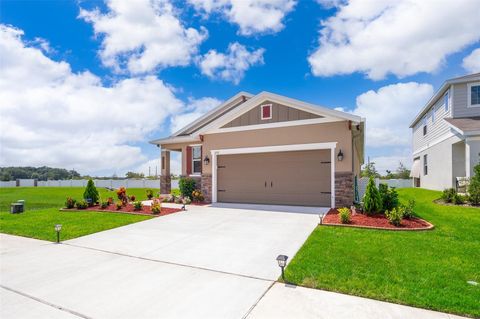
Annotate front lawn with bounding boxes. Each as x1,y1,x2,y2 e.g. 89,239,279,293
285,188,480,318
0,187,154,241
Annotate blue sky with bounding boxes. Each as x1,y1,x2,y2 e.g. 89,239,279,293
1,0,479,176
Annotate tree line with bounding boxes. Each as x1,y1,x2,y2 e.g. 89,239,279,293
361,161,411,179
0,166,80,181
0,167,158,181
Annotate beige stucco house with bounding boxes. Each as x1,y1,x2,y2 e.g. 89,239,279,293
410,73,480,191
151,91,365,208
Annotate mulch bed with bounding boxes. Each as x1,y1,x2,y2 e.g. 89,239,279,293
62,204,182,217
322,209,433,231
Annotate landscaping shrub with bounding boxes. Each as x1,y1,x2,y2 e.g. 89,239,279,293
402,199,416,219
338,207,351,224
183,196,192,205
100,201,109,209
130,195,136,202
453,194,466,205
106,197,114,205
385,207,403,226
171,188,181,197
65,197,76,209
441,188,457,203
379,184,399,212
116,187,128,205
179,177,196,198
151,199,161,214
468,163,480,205
115,202,123,210
192,190,205,202
363,177,382,215
75,200,88,209
175,196,183,204
83,179,99,204
133,201,143,211
146,189,154,200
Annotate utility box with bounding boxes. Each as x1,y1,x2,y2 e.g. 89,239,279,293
10,203,23,214
17,200,25,212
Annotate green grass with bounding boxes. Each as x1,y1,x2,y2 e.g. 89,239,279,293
285,188,480,318
0,187,155,241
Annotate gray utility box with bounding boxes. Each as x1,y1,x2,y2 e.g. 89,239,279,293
10,200,25,214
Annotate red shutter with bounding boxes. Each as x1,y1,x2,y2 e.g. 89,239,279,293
186,146,192,175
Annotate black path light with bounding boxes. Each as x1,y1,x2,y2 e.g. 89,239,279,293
276,255,288,281
55,224,62,243
318,212,326,225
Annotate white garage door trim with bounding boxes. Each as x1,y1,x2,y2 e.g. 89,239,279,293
210,142,337,208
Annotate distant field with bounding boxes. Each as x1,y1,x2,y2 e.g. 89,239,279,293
0,187,156,241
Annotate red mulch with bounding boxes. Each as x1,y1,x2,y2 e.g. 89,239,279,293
65,204,182,216
323,209,433,230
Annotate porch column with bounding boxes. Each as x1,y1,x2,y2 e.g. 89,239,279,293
160,149,171,194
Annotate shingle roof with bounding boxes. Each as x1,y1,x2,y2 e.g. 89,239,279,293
444,116,480,135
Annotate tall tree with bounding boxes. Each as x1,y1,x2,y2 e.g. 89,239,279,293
396,162,411,179
361,161,380,178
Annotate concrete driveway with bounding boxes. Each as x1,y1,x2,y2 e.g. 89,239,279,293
65,205,320,280
1,205,467,319
1,205,318,319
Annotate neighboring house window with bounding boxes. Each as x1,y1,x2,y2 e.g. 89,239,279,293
444,91,449,111
422,117,427,136
261,104,272,120
469,84,480,107
423,154,428,175
192,146,202,174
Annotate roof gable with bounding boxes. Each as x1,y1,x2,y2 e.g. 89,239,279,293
172,91,253,136
222,100,322,128
197,91,362,134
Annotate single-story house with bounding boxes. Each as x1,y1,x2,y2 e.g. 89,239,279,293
150,91,365,208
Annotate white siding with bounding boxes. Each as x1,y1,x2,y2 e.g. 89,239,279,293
416,135,463,190
453,83,480,118
412,89,452,152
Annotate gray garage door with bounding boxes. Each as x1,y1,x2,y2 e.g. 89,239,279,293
217,150,331,206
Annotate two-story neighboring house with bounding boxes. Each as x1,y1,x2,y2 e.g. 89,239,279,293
410,73,480,191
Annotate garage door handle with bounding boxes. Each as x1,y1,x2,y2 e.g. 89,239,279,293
271,181,273,187
321,192,331,194
265,181,267,188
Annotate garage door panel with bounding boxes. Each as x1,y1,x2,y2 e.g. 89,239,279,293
217,150,331,207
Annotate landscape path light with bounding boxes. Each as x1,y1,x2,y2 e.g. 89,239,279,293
276,255,288,281
55,224,62,243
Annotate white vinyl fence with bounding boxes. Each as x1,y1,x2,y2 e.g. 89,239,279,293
358,178,412,200
0,179,180,189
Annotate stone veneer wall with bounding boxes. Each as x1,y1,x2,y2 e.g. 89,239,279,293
201,174,212,203
160,175,171,194
335,172,354,207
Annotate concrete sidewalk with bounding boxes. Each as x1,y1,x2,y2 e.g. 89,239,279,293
247,283,467,319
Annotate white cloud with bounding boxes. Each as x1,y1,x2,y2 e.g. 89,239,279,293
79,0,207,74
188,0,296,35
170,97,222,133
309,0,480,80
198,42,265,84
0,24,184,175
351,82,433,147
462,48,480,73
